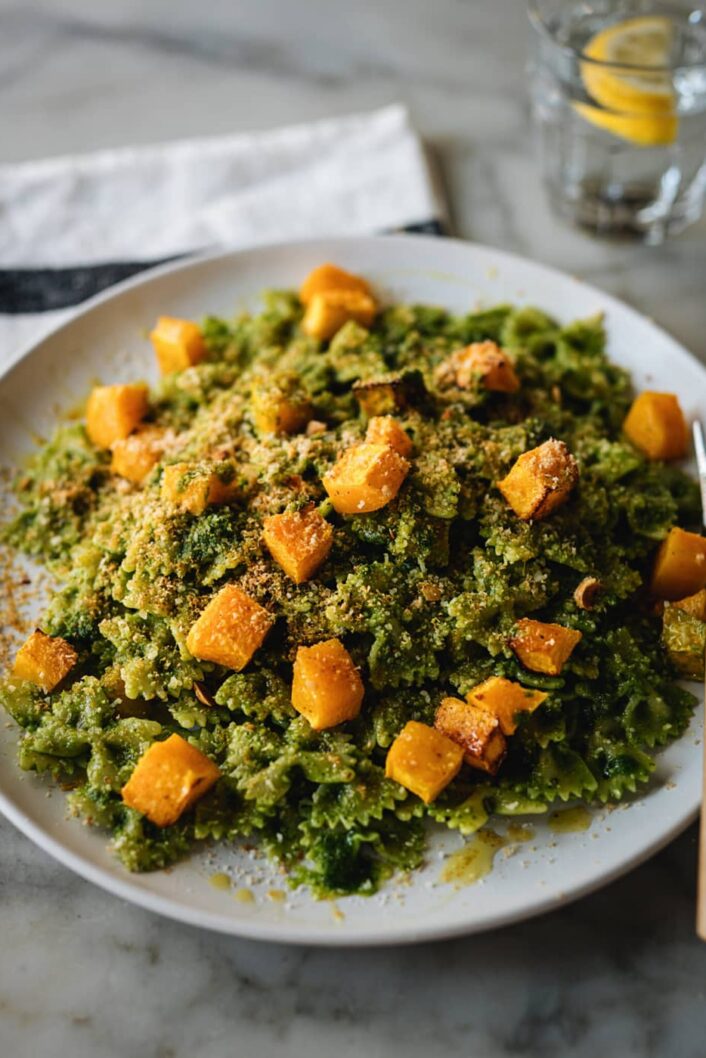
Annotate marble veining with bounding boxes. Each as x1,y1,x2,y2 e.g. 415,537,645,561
2,815,705,1058
0,1,705,1056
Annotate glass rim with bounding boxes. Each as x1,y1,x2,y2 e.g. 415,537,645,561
527,0,706,72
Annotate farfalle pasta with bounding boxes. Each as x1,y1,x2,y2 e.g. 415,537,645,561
1,266,701,897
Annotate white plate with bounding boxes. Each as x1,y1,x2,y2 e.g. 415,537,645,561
0,236,703,946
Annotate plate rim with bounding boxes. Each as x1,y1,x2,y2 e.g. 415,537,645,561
0,778,696,946
0,233,703,946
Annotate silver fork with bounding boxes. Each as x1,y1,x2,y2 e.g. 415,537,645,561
694,422,706,940
694,422,706,531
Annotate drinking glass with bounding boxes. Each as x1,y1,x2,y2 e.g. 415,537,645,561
528,0,706,242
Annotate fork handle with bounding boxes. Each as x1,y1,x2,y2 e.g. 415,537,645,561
698,681,706,940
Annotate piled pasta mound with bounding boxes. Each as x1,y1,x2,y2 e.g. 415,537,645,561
2,264,703,897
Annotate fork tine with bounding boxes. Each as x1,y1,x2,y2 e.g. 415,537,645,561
695,419,706,941
693,422,706,531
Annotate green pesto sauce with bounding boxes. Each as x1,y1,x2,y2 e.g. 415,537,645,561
441,830,506,888
209,871,232,890
506,822,535,843
0,291,699,897
549,806,593,833
234,887,255,904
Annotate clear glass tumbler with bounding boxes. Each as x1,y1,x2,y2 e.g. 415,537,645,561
528,0,706,242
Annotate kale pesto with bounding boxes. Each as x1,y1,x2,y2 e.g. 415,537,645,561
1,289,700,898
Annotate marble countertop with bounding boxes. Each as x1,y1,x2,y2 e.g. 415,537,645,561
1,2,705,1056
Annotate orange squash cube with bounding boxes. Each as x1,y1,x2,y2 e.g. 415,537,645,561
291,638,364,730
323,442,409,515
651,527,706,601
497,439,578,521
434,697,507,774
251,377,313,437
385,720,464,803
662,603,705,679
161,462,239,515
365,416,413,457
111,425,166,484
465,676,548,735
510,618,582,676
352,374,417,417
262,508,333,584
86,383,149,450
121,733,220,827
186,584,273,671
623,392,688,461
442,341,520,393
11,630,77,693
299,263,371,305
302,290,377,341
253,395,312,436
673,588,706,622
150,316,206,375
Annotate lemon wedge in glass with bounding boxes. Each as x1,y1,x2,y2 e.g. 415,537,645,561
576,16,678,146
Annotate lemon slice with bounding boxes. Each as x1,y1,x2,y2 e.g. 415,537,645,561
573,101,678,147
578,16,678,146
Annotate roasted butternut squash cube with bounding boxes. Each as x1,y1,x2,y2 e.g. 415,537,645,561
497,439,578,521
673,588,706,622
186,584,273,671
510,618,582,676
263,508,333,584
299,263,371,305
251,376,312,436
365,416,413,457
150,316,206,375
111,425,166,484
291,638,364,730
385,720,464,803
439,341,520,393
302,290,377,341
623,392,688,461
85,383,149,450
121,733,220,827
662,604,706,679
466,676,548,735
253,397,312,437
651,527,706,601
161,462,239,515
352,371,426,417
11,630,77,693
434,697,507,774
323,442,409,515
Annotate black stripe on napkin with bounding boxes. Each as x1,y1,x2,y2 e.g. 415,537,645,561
0,220,446,315
0,257,182,315
395,219,446,236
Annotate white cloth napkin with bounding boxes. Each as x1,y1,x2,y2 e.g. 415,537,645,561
0,105,446,366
